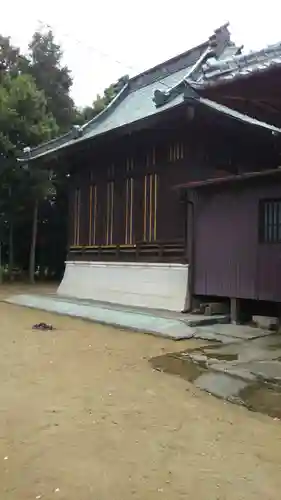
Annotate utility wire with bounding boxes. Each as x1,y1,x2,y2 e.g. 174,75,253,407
37,20,173,92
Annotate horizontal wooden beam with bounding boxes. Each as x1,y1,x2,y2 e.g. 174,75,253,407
69,240,186,263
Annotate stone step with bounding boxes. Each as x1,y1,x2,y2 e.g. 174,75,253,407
5,294,196,341
4,294,229,341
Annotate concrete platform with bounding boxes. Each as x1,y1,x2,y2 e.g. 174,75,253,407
58,260,190,311
5,294,227,341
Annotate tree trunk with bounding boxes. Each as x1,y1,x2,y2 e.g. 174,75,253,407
29,199,38,284
0,242,3,285
8,218,14,281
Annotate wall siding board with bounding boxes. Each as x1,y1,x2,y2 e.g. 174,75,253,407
113,177,126,244
67,107,280,273
68,187,75,246
194,180,281,301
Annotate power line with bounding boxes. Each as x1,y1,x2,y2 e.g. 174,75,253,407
37,20,173,92
38,21,137,73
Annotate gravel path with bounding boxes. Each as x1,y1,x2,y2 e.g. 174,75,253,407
0,292,281,499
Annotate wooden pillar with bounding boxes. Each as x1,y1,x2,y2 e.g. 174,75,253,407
183,193,195,312
230,298,242,324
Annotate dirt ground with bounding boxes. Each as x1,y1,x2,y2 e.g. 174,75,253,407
1,287,281,499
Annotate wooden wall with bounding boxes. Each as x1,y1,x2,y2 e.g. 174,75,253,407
67,109,275,263
193,177,281,302
68,121,194,261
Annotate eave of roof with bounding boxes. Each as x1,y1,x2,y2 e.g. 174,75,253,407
18,87,185,163
174,167,281,190
18,25,281,163
19,86,281,164
189,94,281,134
19,82,131,162
18,24,235,163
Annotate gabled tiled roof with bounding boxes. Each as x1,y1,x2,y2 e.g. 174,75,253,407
20,74,185,161
18,24,281,162
19,24,235,162
195,41,281,87
152,42,281,104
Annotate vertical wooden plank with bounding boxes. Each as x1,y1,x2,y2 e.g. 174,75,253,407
149,174,153,241
79,182,89,246
93,185,97,245
68,186,75,247
74,188,81,246
125,178,129,244
96,180,106,245
143,175,147,241
134,174,145,243
88,185,93,245
110,181,114,244
129,178,134,244
154,174,158,241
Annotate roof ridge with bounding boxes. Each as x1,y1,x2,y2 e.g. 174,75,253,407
19,81,130,161
128,22,231,85
196,40,281,85
19,23,281,163
153,24,237,108
214,41,281,68
20,25,230,162
81,83,130,132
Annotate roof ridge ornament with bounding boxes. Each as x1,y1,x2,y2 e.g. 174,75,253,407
153,26,229,108
72,124,83,139
197,40,281,86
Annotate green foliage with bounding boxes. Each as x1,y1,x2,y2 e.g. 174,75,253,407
0,32,62,278
0,29,129,279
0,49,58,229
0,34,29,77
0,72,57,156
78,74,129,124
28,30,76,132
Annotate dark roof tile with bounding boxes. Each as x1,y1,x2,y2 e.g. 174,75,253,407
19,24,281,162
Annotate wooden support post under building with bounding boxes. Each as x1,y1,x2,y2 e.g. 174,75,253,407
230,298,242,324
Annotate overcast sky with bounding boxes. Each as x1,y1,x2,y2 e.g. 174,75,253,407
1,1,281,107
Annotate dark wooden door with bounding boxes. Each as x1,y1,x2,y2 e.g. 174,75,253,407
193,186,258,299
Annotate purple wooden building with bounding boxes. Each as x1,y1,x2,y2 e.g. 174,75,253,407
176,169,281,319
173,29,281,319
18,24,281,316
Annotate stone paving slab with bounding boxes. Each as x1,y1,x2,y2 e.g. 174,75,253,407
193,323,272,342
248,361,281,383
210,360,281,385
182,315,229,327
195,372,249,399
201,336,281,362
209,363,257,383
5,294,196,340
192,329,242,344
44,294,229,326
243,335,281,349
182,332,281,395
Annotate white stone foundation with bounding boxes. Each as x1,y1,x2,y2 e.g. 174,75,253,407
57,261,189,312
